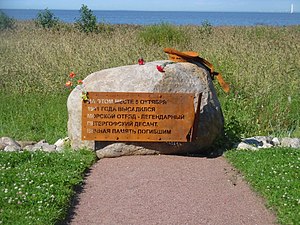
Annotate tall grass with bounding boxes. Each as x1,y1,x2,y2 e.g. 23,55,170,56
0,22,299,143
139,22,188,45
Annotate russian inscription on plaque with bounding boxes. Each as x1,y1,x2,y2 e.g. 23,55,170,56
82,92,196,142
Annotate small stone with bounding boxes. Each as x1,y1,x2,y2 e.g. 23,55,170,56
17,141,37,149
32,140,47,150
23,145,35,151
236,142,258,151
54,137,70,150
281,138,300,148
0,137,21,148
31,141,57,152
258,142,273,149
0,143,6,150
272,137,281,146
241,136,274,149
242,138,263,147
4,145,21,152
254,136,273,143
31,146,42,151
54,139,64,147
96,143,159,159
36,140,47,145
41,143,57,152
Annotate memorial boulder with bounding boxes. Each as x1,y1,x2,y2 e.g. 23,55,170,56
67,60,224,158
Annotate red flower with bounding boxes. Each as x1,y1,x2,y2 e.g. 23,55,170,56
69,72,76,78
65,81,73,87
156,65,165,72
77,80,83,84
138,58,145,65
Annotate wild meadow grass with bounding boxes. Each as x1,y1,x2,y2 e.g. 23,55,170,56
0,22,299,142
0,149,96,225
0,21,300,224
225,148,300,225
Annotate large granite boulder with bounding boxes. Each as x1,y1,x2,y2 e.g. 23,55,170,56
67,60,224,158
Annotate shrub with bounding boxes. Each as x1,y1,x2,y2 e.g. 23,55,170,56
35,8,59,29
139,22,187,45
75,4,98,33
0,11,15,30
199,19,212,35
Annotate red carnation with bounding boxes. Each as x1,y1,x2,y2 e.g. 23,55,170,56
156,65,165,73
138,58,145,65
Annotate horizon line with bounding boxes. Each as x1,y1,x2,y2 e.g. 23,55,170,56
1,8,298,13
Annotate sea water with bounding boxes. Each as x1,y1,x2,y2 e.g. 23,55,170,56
1,9,300,26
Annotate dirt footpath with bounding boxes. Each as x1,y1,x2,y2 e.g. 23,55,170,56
65,155,277,225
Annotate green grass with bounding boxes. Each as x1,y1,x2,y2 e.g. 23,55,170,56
225,148,300,225
139,22,188,45
0,92,69,144
0,149,96,225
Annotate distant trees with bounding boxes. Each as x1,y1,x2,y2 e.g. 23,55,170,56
35,8,59,29
35,5,99,33
75,4,98,33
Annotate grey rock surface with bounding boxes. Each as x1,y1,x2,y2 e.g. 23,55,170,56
4,145,21,152
17,141,37,149
0,135,299,154
272,137,281,146
235,136,300,150
23,145,34,151
0,143,6,150
54,137,70,151
0,137,21,149
235,142,258,151
95,143,159,159
0,137,68,152
67,61,225,158
242,136,274,149
31,140,56,152
281,137,300,148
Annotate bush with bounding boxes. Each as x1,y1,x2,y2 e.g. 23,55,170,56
35,8,59,29
139,22,187,45
75,4,98,33
199,20,213,35
0,11,15,30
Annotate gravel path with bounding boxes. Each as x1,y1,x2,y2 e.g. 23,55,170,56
65,155,277,225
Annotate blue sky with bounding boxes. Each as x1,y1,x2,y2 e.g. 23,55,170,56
0,0,298,12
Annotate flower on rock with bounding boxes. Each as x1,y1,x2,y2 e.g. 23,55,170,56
156,65,165,73
138,58,145,65
156,62,175,73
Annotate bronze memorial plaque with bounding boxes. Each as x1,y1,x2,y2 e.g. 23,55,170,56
82,92,196,142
